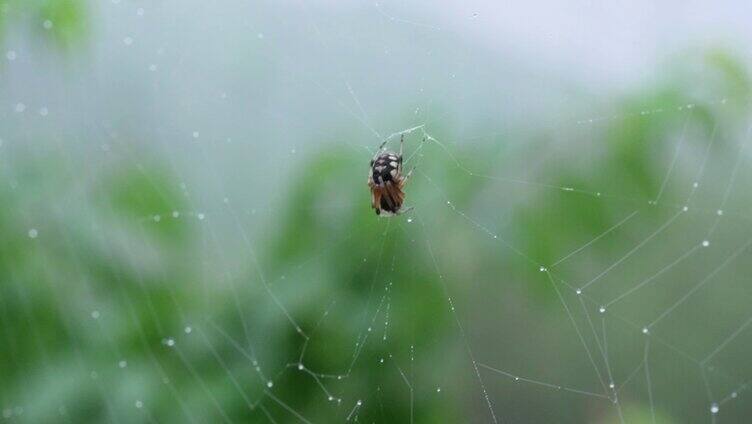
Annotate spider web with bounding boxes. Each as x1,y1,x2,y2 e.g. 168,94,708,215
1,1,752,423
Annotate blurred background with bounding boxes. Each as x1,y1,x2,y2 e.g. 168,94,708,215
2,0,752,423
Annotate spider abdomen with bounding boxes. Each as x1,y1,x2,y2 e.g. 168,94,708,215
371,153,402,186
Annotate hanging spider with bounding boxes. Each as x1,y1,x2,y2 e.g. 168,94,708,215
367,134,415,216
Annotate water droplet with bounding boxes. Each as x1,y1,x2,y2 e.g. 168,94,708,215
436,387,441,392
576,289,582,295
732,392,738,398
39,107,48,116
539,266,547,272
197,213,205,220
599,306,606,314
693,182,699,188
172,211,180,218
28,228,38,239
297,364,304,370
184,326,192,334
43,20,53,30
118,360,127,368
683,206,689,212
717,209,724,216
702,240,710,247
91,310,100,319
266,381,273,388
609,382,615,389
135,400,143,409
642,327,649,335
710,403,719,414
153,215,161,222
192,131,199,138
166,338,175,347
6,50,16,61
328,396,334,401
123,37,133,46
15,103,26,113
356,400,362,406
407,218,413,223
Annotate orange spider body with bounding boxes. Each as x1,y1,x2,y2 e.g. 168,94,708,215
367,135,414,216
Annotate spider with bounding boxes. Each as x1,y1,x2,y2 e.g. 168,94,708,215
367,134,415,216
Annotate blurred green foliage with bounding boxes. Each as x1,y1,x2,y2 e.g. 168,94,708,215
0,0,86,48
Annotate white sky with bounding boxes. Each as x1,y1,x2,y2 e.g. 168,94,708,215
404,0,751,87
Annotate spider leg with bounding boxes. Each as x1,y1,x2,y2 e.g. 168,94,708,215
396,206,414,215
376,138,389,152
401,166,415,185
371,138,390,162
